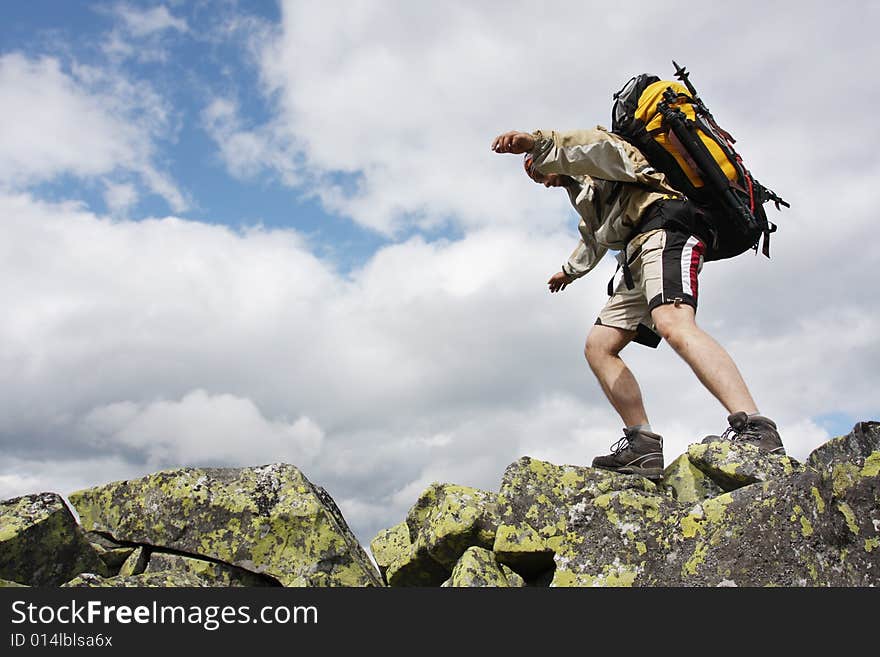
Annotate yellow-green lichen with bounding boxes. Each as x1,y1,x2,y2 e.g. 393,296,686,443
680,514,703,539
800,517,814,537
554,560,641,587
683,541,708,576
810,487,826,513
837,502,860,535
861,452,880,478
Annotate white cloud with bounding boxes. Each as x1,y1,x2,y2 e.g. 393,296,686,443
103,181,139,215
80,390,324,469
114,4,189,37
0,53,187,211
101,3,189,62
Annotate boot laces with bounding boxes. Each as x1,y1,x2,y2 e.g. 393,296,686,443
609,430,635,454
721,421,763,442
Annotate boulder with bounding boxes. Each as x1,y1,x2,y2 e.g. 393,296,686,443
492,457,655,580
370,521,448,586
369,484,500,587
0,492,109,585
68,463,383,587
441,546,525,587
405,483,500,568
807,421,880,475
661,454,724,503
687,441,806,491
84,532,136,570
145,552,275,586
118,546,149,577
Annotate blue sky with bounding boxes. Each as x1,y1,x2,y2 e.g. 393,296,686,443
3,1,392,271
1,1,877,549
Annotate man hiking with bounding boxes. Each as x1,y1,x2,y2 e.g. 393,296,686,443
491,126,784,480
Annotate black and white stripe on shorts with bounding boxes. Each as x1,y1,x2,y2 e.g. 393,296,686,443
647,232,706,312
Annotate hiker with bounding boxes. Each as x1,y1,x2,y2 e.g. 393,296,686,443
490,126,784,480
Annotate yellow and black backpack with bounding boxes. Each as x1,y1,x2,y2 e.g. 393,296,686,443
611,62,789,261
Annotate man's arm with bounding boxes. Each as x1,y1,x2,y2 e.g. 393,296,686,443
492,128,650,183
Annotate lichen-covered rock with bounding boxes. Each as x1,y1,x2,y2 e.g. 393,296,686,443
493,457,656,579
551,466,876,586
85,532,135,570
818,450,880,574
68,464,383,587
0,579,28,587
384,546,450,587
665,471,858,586
807,421,880,475
118,546,149,577
687,442,805,492
370,484,501,587
369,522,412,582
145,552,276,586
0,493,109,585
552,487,681,586
63,571,212,587
661,454,724,503
405,483,500,568
441,546,525,587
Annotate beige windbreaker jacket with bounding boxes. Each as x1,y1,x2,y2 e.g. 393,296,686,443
528,126,680,280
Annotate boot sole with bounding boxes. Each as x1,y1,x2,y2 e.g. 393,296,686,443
595,464,664,482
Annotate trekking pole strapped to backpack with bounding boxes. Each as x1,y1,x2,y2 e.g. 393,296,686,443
611,62,789,261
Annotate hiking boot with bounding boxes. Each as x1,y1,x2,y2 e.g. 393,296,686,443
702,411,786,455
592,428,664,481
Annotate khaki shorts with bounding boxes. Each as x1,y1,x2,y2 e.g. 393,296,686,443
597,228,707,338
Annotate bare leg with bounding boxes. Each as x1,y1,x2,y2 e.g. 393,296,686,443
651,303,758,414
584,323,650,427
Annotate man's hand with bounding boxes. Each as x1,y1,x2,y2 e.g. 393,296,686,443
548,271,574,293
491,131,536,154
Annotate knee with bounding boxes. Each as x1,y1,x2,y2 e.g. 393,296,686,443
584,334,600,364
652,313,676,344
652,305,694,351
584,328,619,365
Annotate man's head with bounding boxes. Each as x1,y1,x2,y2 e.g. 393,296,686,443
523,154,570,188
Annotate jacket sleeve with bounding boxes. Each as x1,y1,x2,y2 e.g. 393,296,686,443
562,238,607,279
560,181,607,279
529,127,653,184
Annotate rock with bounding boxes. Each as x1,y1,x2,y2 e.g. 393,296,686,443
441,546,525,587
68,464,383,587
369,522,411,582
0,492,109,586
405,483,500,568
145,552,276,586
0,579,28,587
493,457,655,580
663,471,855,586
807,421,880,474
63,571,212,587
552,486,680,586
369,521,448,586
687,441,806,492
118,546,149,577
85,532,136,570
552,467,877,586
817,449,880,581
370,484,500,587
661,454,724,503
